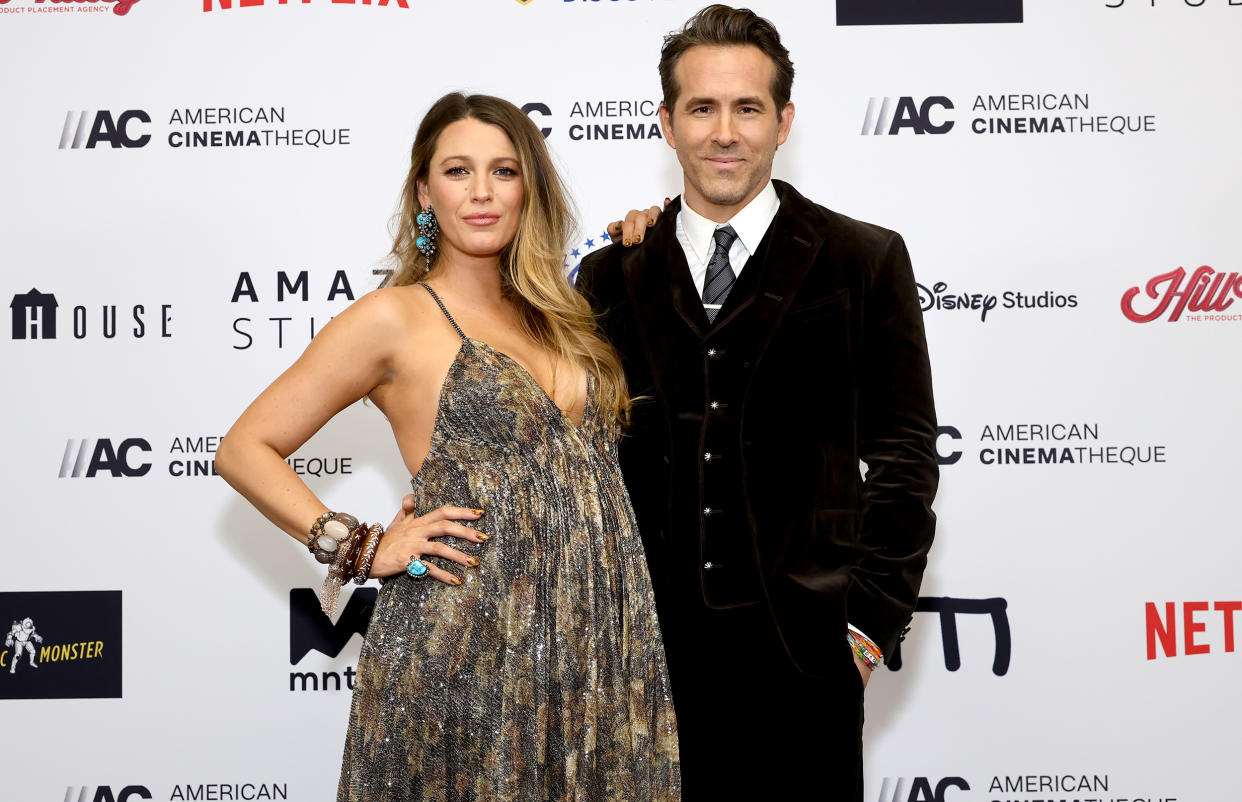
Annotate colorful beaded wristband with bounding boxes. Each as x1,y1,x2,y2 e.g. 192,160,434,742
847,631,882,671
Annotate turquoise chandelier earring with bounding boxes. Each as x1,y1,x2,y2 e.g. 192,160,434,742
415,206,439,274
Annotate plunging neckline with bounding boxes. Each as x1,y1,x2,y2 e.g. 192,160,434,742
466,337,592,432
417,282,590,432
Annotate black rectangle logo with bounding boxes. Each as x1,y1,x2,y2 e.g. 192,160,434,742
0,591,122,699
837,0,1023,25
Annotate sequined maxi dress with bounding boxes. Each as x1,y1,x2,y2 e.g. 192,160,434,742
338,283,680,802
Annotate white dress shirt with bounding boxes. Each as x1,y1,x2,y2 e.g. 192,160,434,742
675,180,780,312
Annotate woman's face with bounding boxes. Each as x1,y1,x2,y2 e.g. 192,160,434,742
417,117,525,264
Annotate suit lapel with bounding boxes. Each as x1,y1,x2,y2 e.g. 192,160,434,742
620,183,828,401
711,180,826,343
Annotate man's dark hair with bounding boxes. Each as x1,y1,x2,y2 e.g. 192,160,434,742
659,4,795,111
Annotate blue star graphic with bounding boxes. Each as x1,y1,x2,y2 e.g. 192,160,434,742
585,238,595,248
600,229,611,241
571,248,581,258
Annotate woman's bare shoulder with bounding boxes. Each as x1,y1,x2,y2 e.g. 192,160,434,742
331,284,441,337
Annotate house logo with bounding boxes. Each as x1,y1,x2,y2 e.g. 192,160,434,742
10,288,57,339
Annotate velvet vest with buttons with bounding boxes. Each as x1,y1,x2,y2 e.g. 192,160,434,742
623,219,778,611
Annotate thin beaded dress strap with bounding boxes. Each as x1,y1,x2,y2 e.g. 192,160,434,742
417,282,467,341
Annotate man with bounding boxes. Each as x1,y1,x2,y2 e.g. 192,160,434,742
575,6,938,798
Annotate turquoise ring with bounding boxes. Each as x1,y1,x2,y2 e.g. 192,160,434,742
406,556,429,578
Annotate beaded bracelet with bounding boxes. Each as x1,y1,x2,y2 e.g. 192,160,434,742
847,631,882,671
353,524,385,585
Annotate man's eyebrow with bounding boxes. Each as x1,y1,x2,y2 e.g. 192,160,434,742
681,96,769,109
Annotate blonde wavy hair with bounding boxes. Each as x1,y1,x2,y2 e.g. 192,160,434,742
384,93,631,426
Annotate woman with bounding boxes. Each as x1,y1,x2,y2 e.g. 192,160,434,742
216,93,680,801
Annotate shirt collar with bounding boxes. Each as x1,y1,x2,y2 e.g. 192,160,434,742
679,180,780,263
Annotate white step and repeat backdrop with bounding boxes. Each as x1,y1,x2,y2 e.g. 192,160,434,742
2,1,1238,801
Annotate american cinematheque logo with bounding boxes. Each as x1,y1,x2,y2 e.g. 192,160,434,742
862,93,1156,137
56,107,351,151
0,0,141,16
875,773,1178,802
0,591,121,699
521,100,664,144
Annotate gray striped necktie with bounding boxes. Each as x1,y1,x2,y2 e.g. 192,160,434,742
702,224,738,323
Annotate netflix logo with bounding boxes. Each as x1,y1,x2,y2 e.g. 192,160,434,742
1145,601,1242,659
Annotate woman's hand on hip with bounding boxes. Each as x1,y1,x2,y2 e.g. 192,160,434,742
369,498,488,585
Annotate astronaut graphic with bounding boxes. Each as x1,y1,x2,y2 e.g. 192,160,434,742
5,618,42,673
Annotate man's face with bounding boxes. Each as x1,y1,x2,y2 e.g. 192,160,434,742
660,44,794,222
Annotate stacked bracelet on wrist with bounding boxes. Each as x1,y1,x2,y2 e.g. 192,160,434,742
313,512,386,616
307,511,359,564
353,524,384,585
847,630,882,671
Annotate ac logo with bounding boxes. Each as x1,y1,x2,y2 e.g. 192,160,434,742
877,777,970,802
936,425,962,466
59,110,151,150
65,787,152,802
60,439,152,478
521,102,552,138
862,97,954,135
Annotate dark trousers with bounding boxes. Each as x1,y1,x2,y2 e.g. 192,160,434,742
655,592,864,801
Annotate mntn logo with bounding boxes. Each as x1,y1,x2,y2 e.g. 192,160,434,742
838,0,1021,25
60,439,152,478
877,777,969,802
862,97,954,135
66,788,151,802
59,110,150,150
289,587,375,691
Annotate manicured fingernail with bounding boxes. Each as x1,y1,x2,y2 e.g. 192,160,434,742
648,219,656,226
466,556,480,567
449,576,462,586
634,235,643,243
623,239,631,246
474,531,489,540
471,508,485,515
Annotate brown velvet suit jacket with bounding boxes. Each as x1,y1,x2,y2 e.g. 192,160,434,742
576,180,938,677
